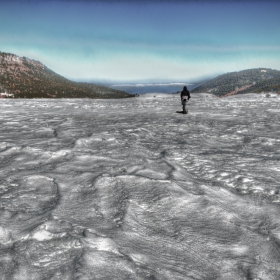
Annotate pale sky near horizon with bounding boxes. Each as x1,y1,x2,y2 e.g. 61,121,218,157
1,0,280,83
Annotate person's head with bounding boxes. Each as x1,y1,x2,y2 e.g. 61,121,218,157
183,86,187,90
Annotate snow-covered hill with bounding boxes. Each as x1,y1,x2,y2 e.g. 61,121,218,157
0,93,280,279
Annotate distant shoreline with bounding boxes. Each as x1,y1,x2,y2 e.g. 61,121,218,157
106,83,198,95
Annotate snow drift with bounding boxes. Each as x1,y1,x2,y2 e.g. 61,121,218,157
0,93,280,279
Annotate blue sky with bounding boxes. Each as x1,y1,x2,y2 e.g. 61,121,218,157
1,0,280,83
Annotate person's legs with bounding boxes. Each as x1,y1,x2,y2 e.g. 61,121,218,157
182,99,187,113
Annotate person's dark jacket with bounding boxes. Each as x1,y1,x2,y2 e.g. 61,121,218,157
181,88,190,100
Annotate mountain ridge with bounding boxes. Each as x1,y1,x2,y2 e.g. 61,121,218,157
0,52,133,99
191,68,280,97
1,52,280,99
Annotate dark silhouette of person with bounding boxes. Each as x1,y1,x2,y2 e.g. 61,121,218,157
180,86,190,113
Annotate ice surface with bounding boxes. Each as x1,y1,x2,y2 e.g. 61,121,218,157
0,93,280,279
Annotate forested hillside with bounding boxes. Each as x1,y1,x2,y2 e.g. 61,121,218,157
0,52,132,99
191,68,280,97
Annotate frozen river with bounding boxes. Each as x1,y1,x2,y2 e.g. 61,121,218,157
0,93,280,279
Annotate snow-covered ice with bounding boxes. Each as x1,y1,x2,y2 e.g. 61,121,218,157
0,93,280,279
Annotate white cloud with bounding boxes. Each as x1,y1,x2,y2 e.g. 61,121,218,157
62,54,280,82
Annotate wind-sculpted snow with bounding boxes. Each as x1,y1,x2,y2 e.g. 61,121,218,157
0,93,280,279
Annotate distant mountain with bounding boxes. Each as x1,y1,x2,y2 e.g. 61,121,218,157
191,68,280,97
0,52,133,99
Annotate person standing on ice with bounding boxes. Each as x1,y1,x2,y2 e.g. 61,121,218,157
181,86,190,114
